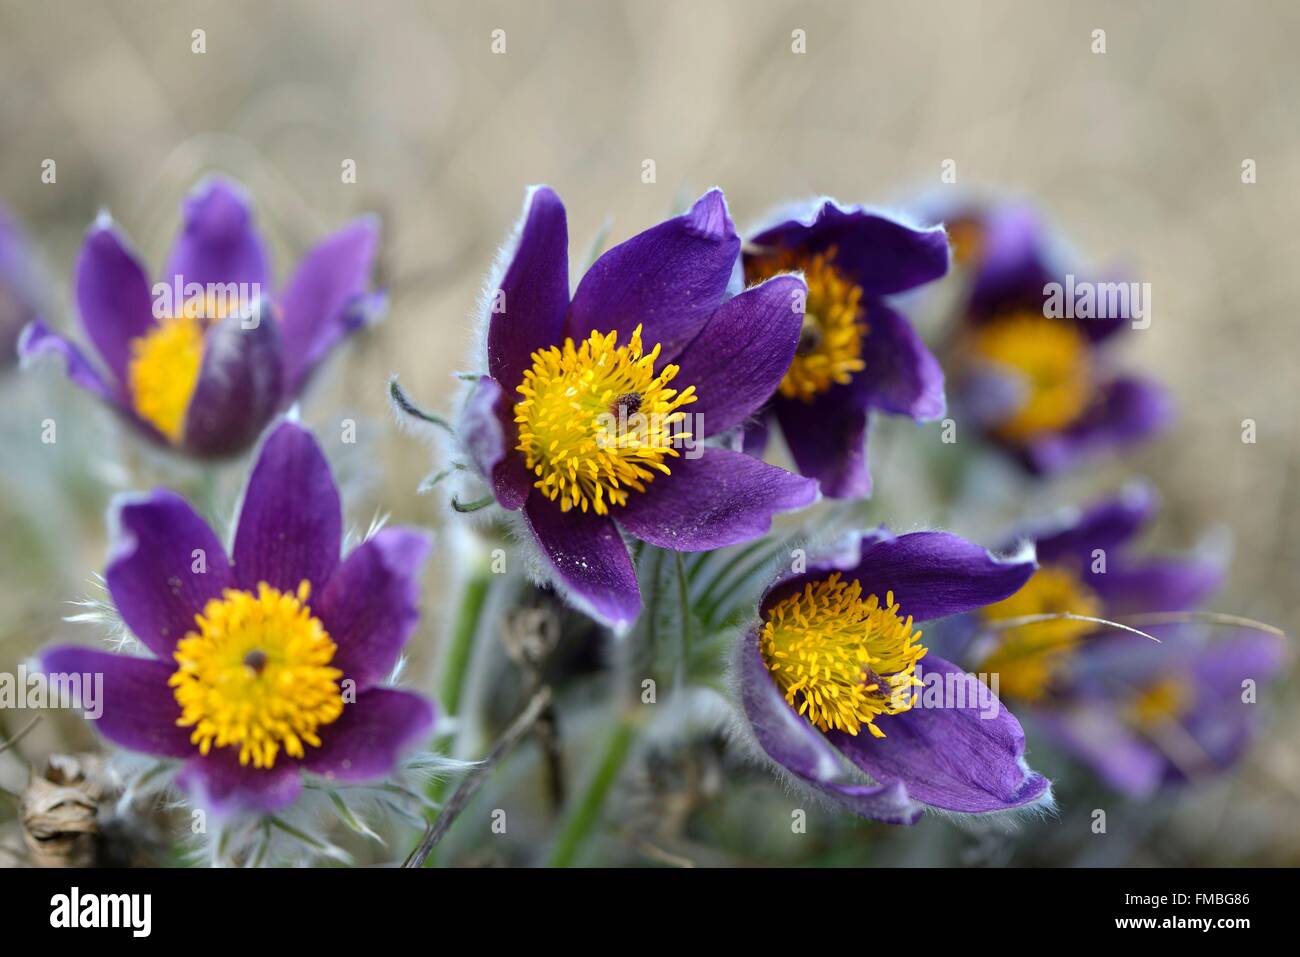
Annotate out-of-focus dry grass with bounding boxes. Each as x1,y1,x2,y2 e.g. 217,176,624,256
1,0,1297,863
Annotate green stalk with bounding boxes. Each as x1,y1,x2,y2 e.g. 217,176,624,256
423,560,493,866
440,567,492,715
548,716,638,867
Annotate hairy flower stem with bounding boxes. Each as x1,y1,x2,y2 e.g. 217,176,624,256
548,714,638,867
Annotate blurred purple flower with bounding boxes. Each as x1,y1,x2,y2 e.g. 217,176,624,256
20,177,382,457
961,483,1284,798
735,528,1051,824
1036,627,1286,798
740,200,950,498
969,482,1224,701
947,202,1170,473
0,204,47,370
460,186,818,628
40,421,433,816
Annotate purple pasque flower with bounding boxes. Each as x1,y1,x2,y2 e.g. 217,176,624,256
1032,626,1286,799
948,201,1170,474
967,482,1223,702
39,420,434,816
740,199,950,499
734,528,1051,824
959,483,1279,798
20,177,382,457
459,186,818,628
0,204,47,370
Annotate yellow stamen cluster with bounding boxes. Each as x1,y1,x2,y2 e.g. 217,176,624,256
760,573,927,738
978,565,1103,700
1127,677,1192,730
968,311,1092,443
170,581,345,769
127,314,205,442
750,247,867,402
513,324,697,515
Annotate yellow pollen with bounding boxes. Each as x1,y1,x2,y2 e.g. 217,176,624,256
1127,677,1192,730
977,565,1103,700
749,247,867,402
968,311,1092,443
513,324,697,515
169,580,344,770
127,314,205,443
760,573,927,738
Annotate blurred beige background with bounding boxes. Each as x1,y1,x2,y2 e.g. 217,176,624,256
1,0,1298,856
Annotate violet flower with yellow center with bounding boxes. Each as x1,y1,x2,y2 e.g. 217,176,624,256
39,421,434,815
20,177,383,457
946,201,1170,473
739,199,950,499
952,484,1282,798
459,186,818,627
967,483,1223,701
735,528,1051,824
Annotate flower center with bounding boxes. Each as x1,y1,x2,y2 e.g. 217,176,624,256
1127,677,1192,730
513,324,697,515
169,581,345,769
127,315,205,443
749,247,867,402
760,573,927,738
968,311,1092,442
977,565,1103,700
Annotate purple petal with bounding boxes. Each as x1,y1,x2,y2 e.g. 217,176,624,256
302,689,435,783
1023,483,1157,564
488,186,570,393
749,201,949,297
831,656,1051,813
735,629,923,824
176,751,302,817
163,177,269,293
523,496,640,627
75,220,155,383
1034,706,1165,799
105,489,235,658
615,447,816,552
1188,631,1287,700
19,318,121,404
1021,376,1171,474
460,374,532,510
279,217,380,394
232,421,341,595
671,274,805,437
181,311,285,457
316,528,432,691
764,531,1035,624
567,189,739,360
773,395,872,499
39,647,192,758
965,203,1058,318
854,301,945,420
1089,557,1223,615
